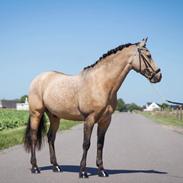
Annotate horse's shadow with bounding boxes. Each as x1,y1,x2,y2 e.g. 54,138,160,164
40,165,167,176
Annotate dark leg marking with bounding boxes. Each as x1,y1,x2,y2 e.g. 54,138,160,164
96,117,111,177
47,115,62,172
30,129,40,174
79,122,94,178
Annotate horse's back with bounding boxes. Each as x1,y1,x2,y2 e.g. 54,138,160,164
29,71,66,95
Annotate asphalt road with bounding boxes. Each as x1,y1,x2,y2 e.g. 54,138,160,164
0,113,183,183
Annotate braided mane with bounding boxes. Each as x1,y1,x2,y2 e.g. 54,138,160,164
83,42,136,70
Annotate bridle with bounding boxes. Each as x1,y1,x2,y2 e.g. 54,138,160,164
138,48,161,81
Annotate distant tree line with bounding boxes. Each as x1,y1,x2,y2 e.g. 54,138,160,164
19,95,28,103
116,99,175,112
116,98,142,112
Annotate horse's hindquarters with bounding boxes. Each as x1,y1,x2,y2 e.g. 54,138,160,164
39,73,84,121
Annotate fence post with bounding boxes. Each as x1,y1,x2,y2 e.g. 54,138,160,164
176,107,179,120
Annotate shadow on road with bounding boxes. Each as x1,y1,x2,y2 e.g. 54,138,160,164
40,165,167,176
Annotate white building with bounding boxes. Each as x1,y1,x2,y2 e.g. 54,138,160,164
144,102,160,111
16,98,29,111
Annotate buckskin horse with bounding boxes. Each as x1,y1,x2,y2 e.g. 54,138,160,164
24,38,162,178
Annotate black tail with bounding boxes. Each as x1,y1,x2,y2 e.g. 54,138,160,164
24,114,47,152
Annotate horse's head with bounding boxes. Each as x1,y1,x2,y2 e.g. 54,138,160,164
131,38,162,83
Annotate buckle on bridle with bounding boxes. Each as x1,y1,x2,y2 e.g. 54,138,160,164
138,48,160,80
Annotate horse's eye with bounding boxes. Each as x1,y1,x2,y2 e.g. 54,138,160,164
147,54,152,59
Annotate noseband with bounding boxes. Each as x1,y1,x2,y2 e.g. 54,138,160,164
138,48,161,81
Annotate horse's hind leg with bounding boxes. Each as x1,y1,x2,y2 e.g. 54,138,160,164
47,112,62,172
24,96,46,173
96,116,111,177
29,112,45,174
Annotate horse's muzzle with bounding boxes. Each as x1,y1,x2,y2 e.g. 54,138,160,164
150,69,162,83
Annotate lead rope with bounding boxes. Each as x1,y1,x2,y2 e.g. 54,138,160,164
149,83,167,104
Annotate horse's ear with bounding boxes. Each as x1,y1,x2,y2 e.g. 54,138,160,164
138,37,148,47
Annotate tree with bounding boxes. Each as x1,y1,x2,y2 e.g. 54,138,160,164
160,103,170,110
126,103,142,112
20,95,28,103
116,98,127,112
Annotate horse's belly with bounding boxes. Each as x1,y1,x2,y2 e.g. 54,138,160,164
59,112,84,121
45,102,84,121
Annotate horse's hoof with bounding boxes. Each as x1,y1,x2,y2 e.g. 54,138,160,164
98,169,109,177
31,166,41,174
53,165,62,172
79,171,88,178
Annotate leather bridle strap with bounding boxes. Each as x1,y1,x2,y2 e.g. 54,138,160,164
149,68,161,80
138,48,161,80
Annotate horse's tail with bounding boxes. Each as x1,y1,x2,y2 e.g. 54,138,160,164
24,114,47,152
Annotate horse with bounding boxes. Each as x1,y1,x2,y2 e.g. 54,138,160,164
24,38,162,178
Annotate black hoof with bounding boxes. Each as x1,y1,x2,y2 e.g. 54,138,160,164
79,171,88,178
98,169,109,177
52,165,62,172
31,166,41,174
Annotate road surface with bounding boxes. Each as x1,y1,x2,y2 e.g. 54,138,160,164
0,113,183,183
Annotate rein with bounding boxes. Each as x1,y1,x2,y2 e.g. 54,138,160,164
138,48,161,81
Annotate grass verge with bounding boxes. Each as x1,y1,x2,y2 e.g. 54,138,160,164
141,112,183,128
0,120,81,150
0,127,25,150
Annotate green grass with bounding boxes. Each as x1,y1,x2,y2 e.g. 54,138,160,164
141,111,183,127
0,109,81,150
0,109,29,130
0,127,25,150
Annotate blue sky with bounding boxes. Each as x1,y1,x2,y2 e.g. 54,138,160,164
0,0,182,105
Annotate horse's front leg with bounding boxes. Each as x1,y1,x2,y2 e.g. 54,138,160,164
96,116,111,177
79,116,95,178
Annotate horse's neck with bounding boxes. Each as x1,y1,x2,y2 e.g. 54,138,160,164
85,50,132,96
110,60,132,94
